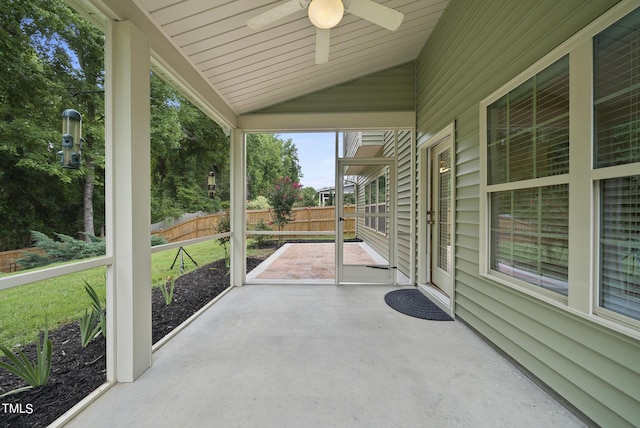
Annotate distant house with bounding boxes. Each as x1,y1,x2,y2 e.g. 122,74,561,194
316,182,354,206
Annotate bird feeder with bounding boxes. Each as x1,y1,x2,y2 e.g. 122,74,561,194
207,170,216,198
60,109,82,169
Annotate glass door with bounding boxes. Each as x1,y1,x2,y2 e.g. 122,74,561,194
336,158,396,284
429,140,453,296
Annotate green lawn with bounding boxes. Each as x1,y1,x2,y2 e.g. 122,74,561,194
0,240,229,349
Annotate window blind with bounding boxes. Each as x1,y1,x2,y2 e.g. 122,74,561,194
595,7,640,321
486,55,570,295
594,8,640,168
487,55,569,185
600,176,640,320
490,185,569,294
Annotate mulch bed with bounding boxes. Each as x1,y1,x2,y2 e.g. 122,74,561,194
0,256,268,428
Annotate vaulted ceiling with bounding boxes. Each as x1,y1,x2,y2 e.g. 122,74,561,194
78,0,448,120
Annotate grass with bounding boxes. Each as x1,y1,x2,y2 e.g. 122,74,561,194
0,237,301,349
0,240,229,349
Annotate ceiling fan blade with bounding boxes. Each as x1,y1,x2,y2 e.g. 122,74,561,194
344,0,404,31
247,0,309,31
315,28,330,64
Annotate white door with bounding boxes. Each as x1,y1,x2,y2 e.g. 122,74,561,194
429,141,453,295
336,158,396,284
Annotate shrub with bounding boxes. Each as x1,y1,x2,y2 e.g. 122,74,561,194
0,320,52,397
216,210,231,267
18,231,105,269
268,177,302,230
151,235,168,246
249,218,274,248
246,195,270,210
18,231,169,269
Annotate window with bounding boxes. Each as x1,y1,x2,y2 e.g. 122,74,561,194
364,183,371,228
377,175,387,234
481,3,640,329
595,8,640,321
369,181,376,231
363,174,387,235
485,56,570,295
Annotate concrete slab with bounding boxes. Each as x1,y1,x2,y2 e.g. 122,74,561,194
65,285,586,428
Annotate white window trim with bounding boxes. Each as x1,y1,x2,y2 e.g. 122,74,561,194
363,173,388,236
479,0,640,339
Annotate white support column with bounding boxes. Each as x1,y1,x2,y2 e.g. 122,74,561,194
230,129,246,287
105,20,152,382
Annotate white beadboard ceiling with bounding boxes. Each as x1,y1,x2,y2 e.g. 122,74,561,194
105,0,448,116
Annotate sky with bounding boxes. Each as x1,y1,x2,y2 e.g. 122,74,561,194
277,132,341,190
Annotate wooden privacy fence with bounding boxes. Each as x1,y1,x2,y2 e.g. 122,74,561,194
1,206,356,272
153,205,355,243
0,248,43,273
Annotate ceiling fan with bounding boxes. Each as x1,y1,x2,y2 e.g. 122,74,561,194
247,0,405,64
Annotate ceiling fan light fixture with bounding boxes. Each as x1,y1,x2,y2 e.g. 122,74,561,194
308,0,344,29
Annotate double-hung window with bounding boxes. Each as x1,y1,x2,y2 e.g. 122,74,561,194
485,56,570,296
481,3,640,328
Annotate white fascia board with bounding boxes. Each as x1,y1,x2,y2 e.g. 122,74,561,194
238,111,416,132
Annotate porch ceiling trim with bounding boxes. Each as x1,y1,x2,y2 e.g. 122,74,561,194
238,111,416,132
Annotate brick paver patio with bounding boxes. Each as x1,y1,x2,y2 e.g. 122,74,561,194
252,242,380,281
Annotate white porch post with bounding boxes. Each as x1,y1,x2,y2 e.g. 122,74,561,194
230,129,246,287
105,20,152,382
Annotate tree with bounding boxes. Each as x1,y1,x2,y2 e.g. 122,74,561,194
0,0,230,250
268,176,302,230
246,134,302,200
295,187,318,207
149,74,230,223
0,0,104,249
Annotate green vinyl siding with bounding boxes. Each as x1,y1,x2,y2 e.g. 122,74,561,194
414,0,639,426
396,130,413,278
256,62,415,113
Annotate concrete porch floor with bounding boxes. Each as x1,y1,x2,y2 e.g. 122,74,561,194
65,285,585,427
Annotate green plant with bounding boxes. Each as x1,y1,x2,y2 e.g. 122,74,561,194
216,210,231,268
158,275,176,305
268,176,302,231
83,280,106,340
17,231,168,269
0,319,52,397
79,309,101,347
246,195,271,210
17,231,105,269
250,218,273,249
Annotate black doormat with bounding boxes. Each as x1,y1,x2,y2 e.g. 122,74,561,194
384,289,453,321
